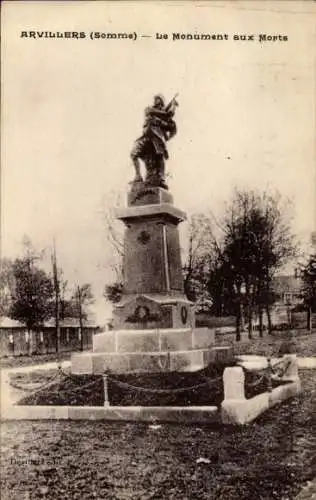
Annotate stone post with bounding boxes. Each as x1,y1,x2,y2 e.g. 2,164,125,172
103,372,110,406
223,366,245,401
266,357,273,392
281,354,299,381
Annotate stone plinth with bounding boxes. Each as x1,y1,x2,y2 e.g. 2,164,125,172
112,294,195,331
115,183,186,299
70,328,233,375
93,327,215,354
72,348,213,375
116,205,186,296
127,184,174,207
115,203,186,223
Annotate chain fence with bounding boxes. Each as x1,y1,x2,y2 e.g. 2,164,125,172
46,377,102,396
8,355,292,400
242,356,292,390
105,373,223,395
8,370,64,394
9,368,224,397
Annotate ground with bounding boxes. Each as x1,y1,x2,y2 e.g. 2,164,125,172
0,351,71,369
1,370,315,500
216,330,316,358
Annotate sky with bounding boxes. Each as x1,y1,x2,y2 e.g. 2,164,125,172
1,1,316,322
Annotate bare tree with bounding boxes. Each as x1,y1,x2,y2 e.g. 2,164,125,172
0,258,15,317
72,284,94,351
182,213,217,303
51,241,62,353
220,189,296,338
101,191,125,301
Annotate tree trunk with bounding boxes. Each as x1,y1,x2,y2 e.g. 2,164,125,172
264,277,273,335
55,299,60,353
287,306,292,330
307,307,312,331
27,327,31,356
258,306,263,337
247,311,253,340
266,304,272,334
77,287,84,352
244,280,252,340
79,312,83,352
236,301,241,341
240,301,245,333
52,245,60,354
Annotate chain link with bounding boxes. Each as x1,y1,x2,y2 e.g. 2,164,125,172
271,359,291,377
105,374,223,394
54,377,101,395
242,357,292,390
8,371,62,393
245,373,269,388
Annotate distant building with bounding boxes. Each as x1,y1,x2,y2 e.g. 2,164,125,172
272,275,303,307
243,275,303,331
0,317,100,356
269,275,303,328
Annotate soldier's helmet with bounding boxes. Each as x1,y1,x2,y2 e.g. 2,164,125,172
153,94,165,107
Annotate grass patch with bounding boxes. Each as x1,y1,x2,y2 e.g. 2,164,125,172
216,331,316,357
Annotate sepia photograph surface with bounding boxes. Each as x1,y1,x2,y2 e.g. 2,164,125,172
1,1,316,499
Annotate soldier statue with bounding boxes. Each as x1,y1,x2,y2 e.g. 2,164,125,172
131,94,178,190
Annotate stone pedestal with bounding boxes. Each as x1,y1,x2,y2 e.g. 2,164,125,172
71,327,216,374
71,181,220,377
116,193,186,295
113,183,194,330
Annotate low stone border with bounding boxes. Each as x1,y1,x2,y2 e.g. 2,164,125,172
221,380,301,425
221,355,302,425
297,357,316,369
1,404,219,424
1,355,305,425
237,355,316,371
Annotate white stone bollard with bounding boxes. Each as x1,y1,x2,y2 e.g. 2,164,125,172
223,366,245,401
281,354,299,381
103,373,110,406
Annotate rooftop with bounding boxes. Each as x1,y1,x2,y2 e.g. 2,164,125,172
272,275,302,294
0,317,100,329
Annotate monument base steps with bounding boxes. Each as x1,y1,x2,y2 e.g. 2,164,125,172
71,327,233,375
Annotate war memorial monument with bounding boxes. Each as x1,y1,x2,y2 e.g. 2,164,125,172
2,94,301,429
71,94,224,377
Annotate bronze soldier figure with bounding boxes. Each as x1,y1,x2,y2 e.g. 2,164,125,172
131,94,178,190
